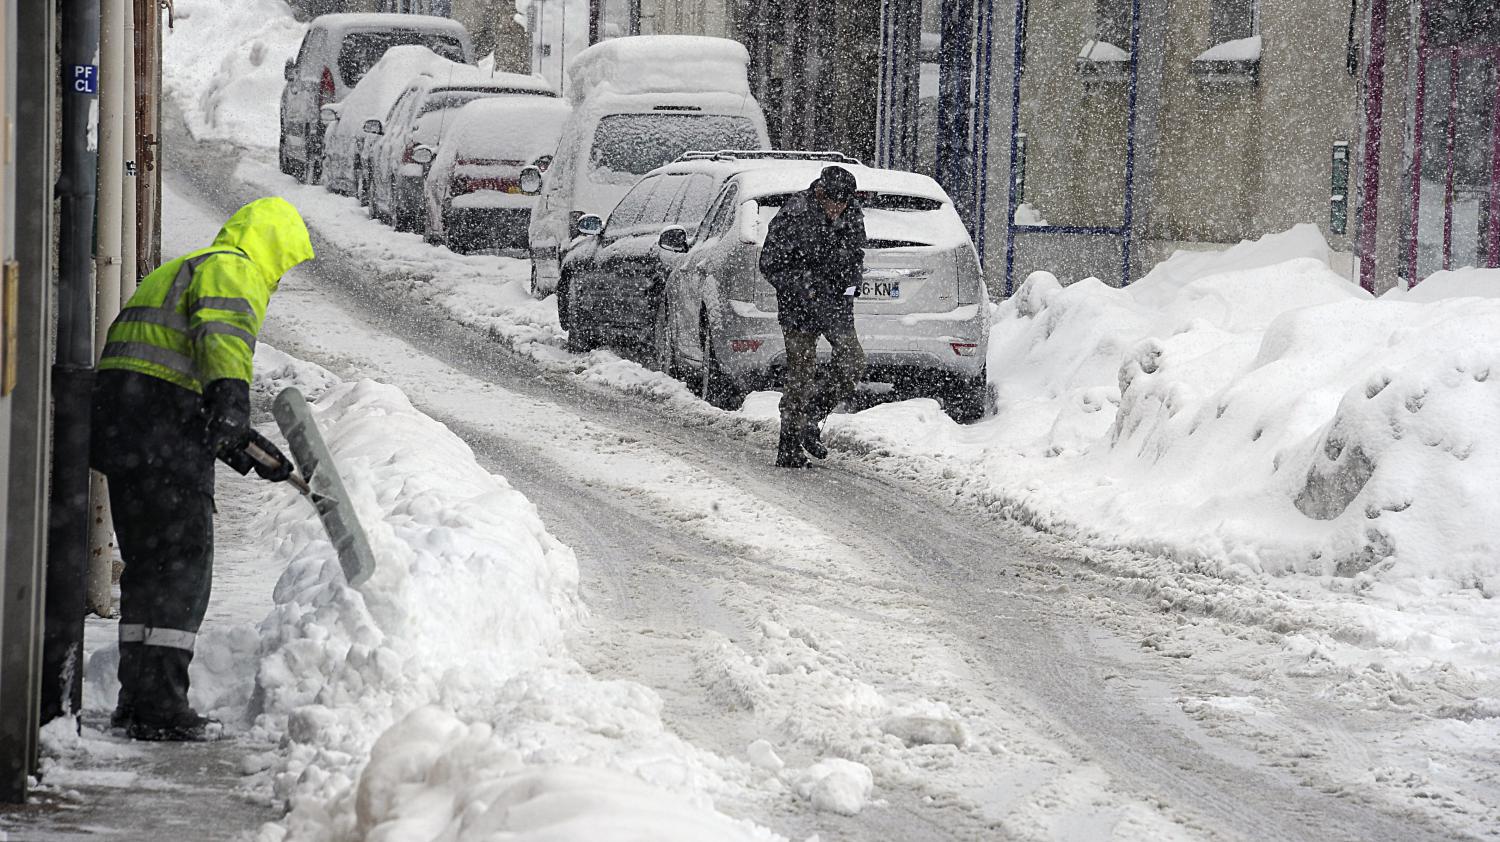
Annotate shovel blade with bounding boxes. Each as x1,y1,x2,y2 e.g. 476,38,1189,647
272,387,377,587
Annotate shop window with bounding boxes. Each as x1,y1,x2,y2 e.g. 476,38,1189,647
1077,1,1131,82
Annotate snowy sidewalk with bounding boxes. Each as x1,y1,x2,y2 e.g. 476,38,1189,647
0,458,286,842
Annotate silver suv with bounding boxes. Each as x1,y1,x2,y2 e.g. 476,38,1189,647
653,152,991,422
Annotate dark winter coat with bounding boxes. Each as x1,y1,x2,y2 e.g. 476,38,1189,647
758,189,866,333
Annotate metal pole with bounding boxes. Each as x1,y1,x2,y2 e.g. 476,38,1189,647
1488,52,1500,267
1442,48,1457,271
44,0,101,726
1003,0,1026,296
1357,0,1390,294
122,0,138,297
2,0,58,805
1120,0,1142,287
88,0,125,620
1407,1,1427,284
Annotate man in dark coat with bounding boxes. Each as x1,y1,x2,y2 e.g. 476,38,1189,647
758,165,867,468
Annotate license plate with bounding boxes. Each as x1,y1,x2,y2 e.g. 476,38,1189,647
859,280,901,299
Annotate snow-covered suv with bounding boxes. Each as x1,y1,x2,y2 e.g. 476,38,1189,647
279,13,471,183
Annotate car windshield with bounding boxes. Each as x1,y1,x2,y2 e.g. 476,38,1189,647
588,114,760,184
338,31,465,87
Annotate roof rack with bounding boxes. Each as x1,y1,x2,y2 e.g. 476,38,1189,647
675,150,864,165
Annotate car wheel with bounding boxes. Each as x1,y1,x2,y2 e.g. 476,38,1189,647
564,280,598,353
280,135,306,181
356,166,370,206
697,313,744,410
555,271,572,330
650,290,676,376
941,368,991,424
529,263,542,300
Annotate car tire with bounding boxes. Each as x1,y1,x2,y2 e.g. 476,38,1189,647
650,290,676,376
564,280,598,353
530,263,543,301
355,166,369,206
280,134,306,181
697,313,744,410
941,368,991,424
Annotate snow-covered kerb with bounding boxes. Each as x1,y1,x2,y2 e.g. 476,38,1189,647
239,352,780,841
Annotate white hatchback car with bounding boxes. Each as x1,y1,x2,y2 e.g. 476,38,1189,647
656,153,991,422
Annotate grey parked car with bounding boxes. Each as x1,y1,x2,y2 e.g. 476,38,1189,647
652,153,991,421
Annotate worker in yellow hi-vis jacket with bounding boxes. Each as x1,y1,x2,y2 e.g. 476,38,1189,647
89,197,314,741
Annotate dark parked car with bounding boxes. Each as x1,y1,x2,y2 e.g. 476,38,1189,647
559,164,722,353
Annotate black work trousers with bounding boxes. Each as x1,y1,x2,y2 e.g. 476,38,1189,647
108,473,214,724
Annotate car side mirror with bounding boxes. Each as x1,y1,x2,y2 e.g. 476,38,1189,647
320,104,339,124
411,145,435,165
284,60,295,82
519,166,543,196
576,214,604,237
363,119,383,135
657,226,690,253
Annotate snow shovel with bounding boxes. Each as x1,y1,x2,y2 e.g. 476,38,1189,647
252,387,377,587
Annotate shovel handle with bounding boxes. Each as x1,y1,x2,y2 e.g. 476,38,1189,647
245,440,313,496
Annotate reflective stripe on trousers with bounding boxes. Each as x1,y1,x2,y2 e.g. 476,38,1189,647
119,623,196,651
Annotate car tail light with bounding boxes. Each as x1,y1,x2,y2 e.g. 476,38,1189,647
317,67,335,111
950,342,979,357
729,339,763,353
402,143,416,164
534,155,553,173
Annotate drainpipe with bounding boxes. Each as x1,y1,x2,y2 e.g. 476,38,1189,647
88,0,124,621
43,0,101,725
1357,0,1389,294
123,0,138,297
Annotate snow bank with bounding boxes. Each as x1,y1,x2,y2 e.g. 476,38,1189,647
235,362,781,841
164,0,305,150
564,35,752,106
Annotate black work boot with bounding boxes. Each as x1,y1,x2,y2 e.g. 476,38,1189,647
128,708,222,742
801,423,828,459
111,642,143,730
129,645,220,741
775,424,809,468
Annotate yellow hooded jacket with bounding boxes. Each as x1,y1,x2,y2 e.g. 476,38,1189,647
99,197,314,392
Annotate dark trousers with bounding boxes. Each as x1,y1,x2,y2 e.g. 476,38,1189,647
779,323,866,432
108,473,214,723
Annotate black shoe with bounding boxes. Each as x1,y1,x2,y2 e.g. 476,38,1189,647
127,710,222,742
801,424,828,459
775,425,810,468
109,706,133,731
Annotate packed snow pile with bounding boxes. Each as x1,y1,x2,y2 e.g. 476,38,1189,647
564,35,753,105
835,227,1500,623
982,224,1500,594
230,370,781,841
164,0,305,149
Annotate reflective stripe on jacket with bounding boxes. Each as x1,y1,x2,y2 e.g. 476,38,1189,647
98,197,315,392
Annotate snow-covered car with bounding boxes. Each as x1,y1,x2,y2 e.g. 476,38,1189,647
524,35,769,298
319,45,466,197
421,96,572,254
657,154,992,421
279,13,471,183
365,71,556,232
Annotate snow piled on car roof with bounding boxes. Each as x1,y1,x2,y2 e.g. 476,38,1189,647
440,97,573,161
565,35,753,105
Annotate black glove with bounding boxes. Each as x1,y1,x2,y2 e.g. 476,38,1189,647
245,430,295,483
203,379,254,471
